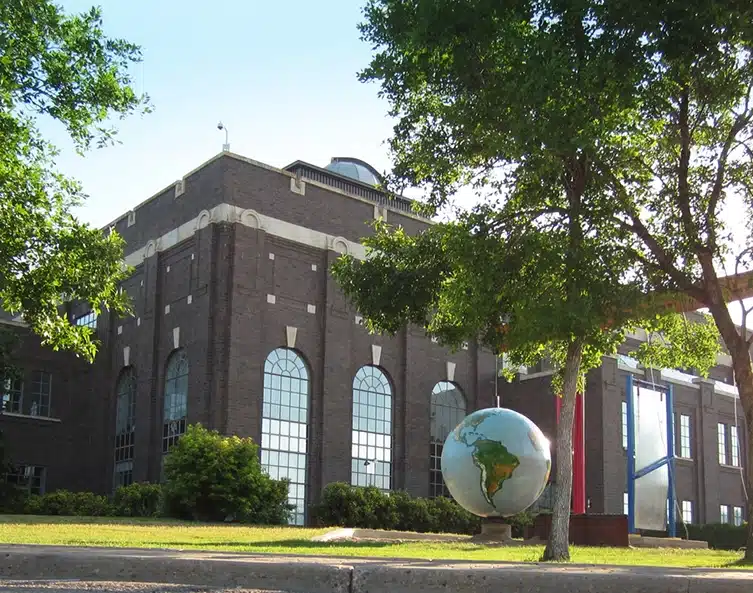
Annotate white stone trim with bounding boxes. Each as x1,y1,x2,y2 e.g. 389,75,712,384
286,326,298,349
123,346,130,367
173,327,180,349
372,344,382,367
446,361,456,383
122,203,367,267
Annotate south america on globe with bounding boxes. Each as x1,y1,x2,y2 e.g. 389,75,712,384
441,408,551,518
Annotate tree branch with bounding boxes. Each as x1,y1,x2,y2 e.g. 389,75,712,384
677,88,698,247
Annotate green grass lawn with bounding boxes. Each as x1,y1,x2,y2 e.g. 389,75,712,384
0,515,749,569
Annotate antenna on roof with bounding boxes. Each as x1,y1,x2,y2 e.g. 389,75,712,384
217,121,230,152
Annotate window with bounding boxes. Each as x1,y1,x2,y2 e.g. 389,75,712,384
430,381,466,498
733,506,744,527
260,348,309,526
114,368,137,489
623,492,628,516
162,349,188,453
28,371,51,417
74,311,97,330
681,500,693,524
621,400,628,449
351,366,392,490
679,414,691,458
730,425,740,467
720,504,730,524
5,465,45,495
718,423,728,465
2,376,22,414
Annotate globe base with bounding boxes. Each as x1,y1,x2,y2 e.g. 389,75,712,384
479,518,512,542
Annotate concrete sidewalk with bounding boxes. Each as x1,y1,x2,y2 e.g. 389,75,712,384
0,544,751,593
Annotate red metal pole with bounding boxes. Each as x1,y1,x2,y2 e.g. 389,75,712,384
572,392,586,514
554,392,587,514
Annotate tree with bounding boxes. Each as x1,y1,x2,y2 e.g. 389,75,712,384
333,218,719,559
0,1,149,361
337,0,728,560
590,1,753,560
162,424,293,524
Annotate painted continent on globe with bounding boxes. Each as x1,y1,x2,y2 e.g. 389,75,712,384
443,408,552,518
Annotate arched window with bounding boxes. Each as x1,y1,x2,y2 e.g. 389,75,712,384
261,348,309,526
114,367,137,489
430,381,466,498
351,366,392,490
163,349,188,453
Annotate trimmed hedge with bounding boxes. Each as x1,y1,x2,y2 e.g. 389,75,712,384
112,482,163,517
687,523,748,550
311,482,534,536
640,522,749,550
24,490,113,516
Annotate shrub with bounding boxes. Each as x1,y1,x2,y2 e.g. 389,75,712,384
162,423,292,524
23,490,114,516
112,482,162,517
312,482,539,535
687,522,748,550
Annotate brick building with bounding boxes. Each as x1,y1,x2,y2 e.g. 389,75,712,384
0,151,748,528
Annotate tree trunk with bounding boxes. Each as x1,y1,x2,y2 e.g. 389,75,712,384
706,301,753,563
542,337,584,562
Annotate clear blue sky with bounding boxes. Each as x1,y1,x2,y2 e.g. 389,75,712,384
53,0,395,228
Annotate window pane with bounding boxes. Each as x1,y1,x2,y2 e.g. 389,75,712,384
27,371,52,417
720,505,729,524
717,423,727,465
679,414,691,459
114,367,137,489
351,366,392,491
260,348,309,526
163,349,188,454
430,381,466,498
682,500,693,524
2,377,23,414
730,425,740,467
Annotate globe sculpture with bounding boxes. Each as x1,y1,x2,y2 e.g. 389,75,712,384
441,407,552,517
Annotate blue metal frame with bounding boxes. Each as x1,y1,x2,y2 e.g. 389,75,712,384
625,375,676,537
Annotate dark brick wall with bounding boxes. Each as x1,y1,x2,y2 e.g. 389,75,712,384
0,327,109,494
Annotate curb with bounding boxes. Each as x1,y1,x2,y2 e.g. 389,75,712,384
0,545,751,593
0,545,350,593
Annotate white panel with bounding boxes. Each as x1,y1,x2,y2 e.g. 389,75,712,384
173,327,180,349
123,346,130,367
634,385,669,531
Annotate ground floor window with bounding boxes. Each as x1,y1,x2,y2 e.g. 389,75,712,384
5,465,45,495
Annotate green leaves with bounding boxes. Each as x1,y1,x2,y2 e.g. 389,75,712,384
0,1,146,361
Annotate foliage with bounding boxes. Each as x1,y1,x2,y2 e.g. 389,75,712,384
161,424,292,525
0,1,150,361
311,482,535,537
112,482,162,518
23,490,114,517
632,313,722,377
